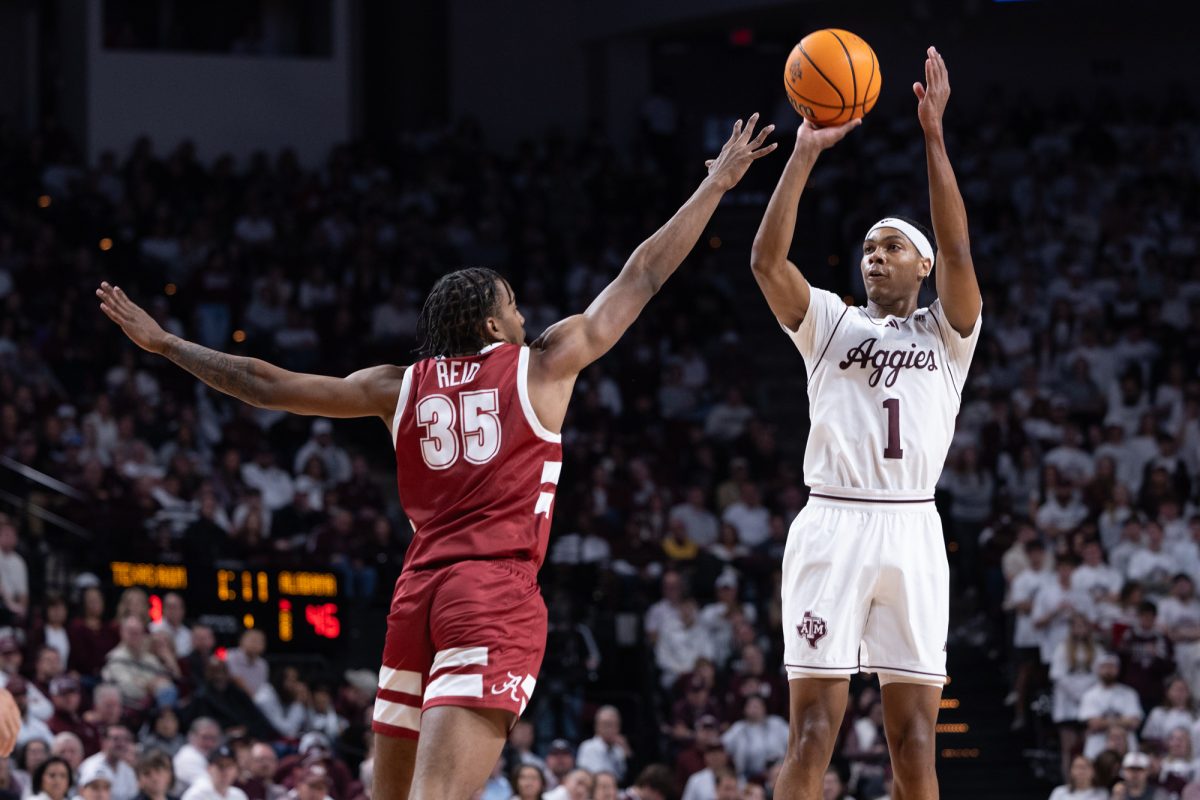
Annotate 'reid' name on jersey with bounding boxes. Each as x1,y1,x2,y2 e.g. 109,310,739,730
435,360,481,388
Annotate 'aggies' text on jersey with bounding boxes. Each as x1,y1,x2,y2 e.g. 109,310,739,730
391,343,563,571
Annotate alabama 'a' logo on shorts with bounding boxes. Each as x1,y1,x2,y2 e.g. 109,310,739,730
797,611,828,648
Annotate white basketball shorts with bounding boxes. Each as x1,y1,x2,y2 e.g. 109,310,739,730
782,489,949,687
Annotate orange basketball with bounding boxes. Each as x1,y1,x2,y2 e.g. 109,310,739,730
784,29,881,127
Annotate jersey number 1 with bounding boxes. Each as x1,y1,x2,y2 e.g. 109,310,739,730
882,398,903,459
417,390,502,469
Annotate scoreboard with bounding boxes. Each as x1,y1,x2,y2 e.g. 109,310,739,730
109,562,343,651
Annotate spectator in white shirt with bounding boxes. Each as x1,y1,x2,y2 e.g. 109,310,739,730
1047,754,1107,800
576,706,631,783
1114,750,1169,800
149,593,193,659
292,419,352,485
1007,540,1050,729
78,725,138,800
700,570,758,668
240,449,294,512
1073,540,1122,606
225,630,269,698
1127,522,1175,594
644,571,685,646
1036,484,1090,538
722,486,770,549
720,697,787,779
0,515,29,619
1160,575,1200,694
1049,614,1103,780
1078,653,1144,759
1044,425,1096,485
670,488,720,548
1143,676,1197,746
704,389,754,442
680,745,731,800
1034,556,1095,665
181,745,248,800
173,718,222,789
657,601,716,690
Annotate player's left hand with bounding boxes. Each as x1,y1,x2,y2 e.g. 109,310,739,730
913,45,950,132
0,688,20,756
703,112,777,191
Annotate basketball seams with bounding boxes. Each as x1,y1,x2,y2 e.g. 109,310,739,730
826,30,859,110
785,81,880,111
797,43,846,112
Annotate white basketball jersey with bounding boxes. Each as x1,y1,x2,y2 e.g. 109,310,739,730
782,286,981,496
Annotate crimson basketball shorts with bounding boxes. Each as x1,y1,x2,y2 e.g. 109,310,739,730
372,559,547,740
781,490,949,687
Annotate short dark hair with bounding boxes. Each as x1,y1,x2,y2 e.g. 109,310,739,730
33,756,74,793
417,268,507,357
136,749,173,777
633,764,675,796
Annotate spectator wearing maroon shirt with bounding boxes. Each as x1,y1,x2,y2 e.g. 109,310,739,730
1116,601,1176,710
46,677,101,756
667,676,723,746
674,715,721,786
67,587,119,678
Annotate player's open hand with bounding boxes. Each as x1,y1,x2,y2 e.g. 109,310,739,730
703,112,777,191
913,45,950,132
0,688,19,756
794,117,862,157
96,281,170,354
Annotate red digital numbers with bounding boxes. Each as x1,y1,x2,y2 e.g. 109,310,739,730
149,594,163,623
305,603,341,639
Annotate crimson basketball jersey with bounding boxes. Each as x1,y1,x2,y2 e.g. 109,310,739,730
391,343,563,571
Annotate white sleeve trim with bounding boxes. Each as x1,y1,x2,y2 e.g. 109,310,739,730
517,347,562,444
389,367,414,449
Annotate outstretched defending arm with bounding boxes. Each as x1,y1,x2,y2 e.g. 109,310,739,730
96,282,403,423
532,114,777,381
750,118,861,330
916,45,981,336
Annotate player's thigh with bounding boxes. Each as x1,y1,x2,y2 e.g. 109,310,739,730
427,559,548,716
374,570,437,740
410,705,513,799
782,504,874,678
785,676,851,754
373,733,418,800
880,682,942,762
861,510,949,685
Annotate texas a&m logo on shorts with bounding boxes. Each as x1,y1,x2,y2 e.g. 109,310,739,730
797,611,828,648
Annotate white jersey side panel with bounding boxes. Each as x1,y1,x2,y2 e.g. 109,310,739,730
782,287,981,496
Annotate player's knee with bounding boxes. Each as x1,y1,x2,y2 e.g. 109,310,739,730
788,706,838,757
889,719,936,767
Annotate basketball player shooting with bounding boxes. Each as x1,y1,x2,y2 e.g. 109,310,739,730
750,48,980,799
96,114,776,800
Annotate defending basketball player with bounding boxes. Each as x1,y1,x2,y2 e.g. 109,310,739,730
750,48,980,799
97,114,776,800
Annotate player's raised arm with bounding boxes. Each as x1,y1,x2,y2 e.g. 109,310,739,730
531,113,776,380
749,118,860,330
96,282,403,423
915,45,980,336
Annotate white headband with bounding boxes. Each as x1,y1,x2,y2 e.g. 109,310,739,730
867,218,935,270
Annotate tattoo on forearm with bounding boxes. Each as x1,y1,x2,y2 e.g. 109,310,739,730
163,339,268,406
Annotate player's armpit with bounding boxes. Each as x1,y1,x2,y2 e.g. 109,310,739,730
749,257,812,331
531,265,657,380
263,363,406,423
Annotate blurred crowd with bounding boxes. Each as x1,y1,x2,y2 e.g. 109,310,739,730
0,85,1197,800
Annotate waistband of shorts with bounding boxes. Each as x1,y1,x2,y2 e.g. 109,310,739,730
807,486,936,508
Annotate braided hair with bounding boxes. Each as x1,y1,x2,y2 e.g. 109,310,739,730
416,267,506,357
